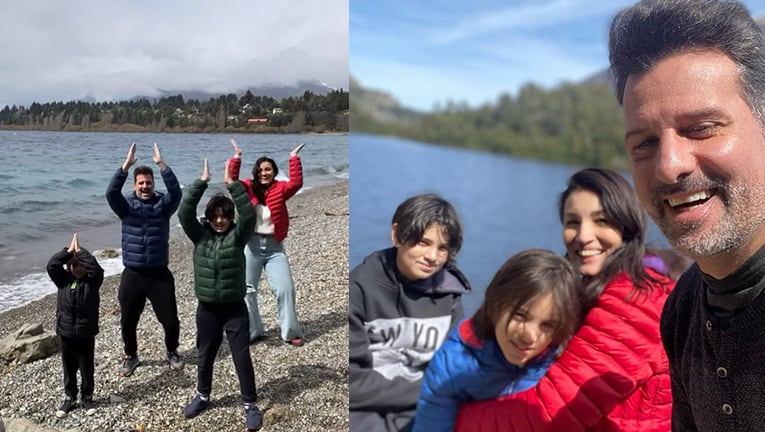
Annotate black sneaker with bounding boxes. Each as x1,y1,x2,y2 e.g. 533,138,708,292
81,395,96,416
182,393,210,418
119,354,140,377
167,351,185,371
244,403,262,431
55,396,77,418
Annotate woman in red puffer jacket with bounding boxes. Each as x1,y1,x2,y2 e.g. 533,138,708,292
454,168,674,432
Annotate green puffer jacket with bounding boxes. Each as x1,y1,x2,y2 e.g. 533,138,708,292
178,179,256,303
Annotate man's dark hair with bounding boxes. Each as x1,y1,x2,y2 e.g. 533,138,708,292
205,193,235,222
133,165,154,183
609,0,765,123
391,193,463,261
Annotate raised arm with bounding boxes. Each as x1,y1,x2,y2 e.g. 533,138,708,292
228,180,256,246
154,142,182,215
178,159,208,243
106,142,135,218
283,143,304,199
71,234,104,289
228,139,243,181
47,233,77,288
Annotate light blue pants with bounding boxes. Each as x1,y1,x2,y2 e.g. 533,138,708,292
243,234,303,341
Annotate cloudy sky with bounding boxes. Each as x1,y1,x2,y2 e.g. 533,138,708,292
0,0,348,108
351,0,765,112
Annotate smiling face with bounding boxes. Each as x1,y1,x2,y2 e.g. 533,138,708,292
623,50,765,277
494,292,557,367
133,173,155,201
562,189,624,277
392,223,449,282
257,161,276,186
209,208,232,233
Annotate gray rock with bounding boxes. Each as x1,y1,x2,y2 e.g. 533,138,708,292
1,417,63,432
0,324,59,365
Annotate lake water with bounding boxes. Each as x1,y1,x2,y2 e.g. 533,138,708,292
0,130,348,313
349,133,668,315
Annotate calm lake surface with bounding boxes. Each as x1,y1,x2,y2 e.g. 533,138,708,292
0,130,348,312
350,132,668,315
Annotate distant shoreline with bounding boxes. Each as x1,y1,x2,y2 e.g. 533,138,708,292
0,124,349,134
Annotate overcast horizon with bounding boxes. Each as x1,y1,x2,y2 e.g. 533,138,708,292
0,1,348,109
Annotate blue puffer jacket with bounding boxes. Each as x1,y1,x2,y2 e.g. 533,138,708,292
106,167,182,268
412,318,558,432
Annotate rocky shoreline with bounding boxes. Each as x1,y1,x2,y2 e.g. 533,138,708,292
0,181,349,432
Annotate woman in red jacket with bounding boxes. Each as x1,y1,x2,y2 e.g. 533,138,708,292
454,168,674,432
228,140,305,347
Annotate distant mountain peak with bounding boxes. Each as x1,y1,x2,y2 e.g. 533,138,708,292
130,80,338,104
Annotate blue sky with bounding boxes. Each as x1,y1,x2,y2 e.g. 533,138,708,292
351,0,765,112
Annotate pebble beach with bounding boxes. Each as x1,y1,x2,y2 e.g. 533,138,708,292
0,181,349,432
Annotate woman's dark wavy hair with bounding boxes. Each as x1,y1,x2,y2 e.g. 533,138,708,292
250,157,278,203
391,193,463,264
471,249,582,347
204,193,235,224
559,168,658,308
609,0,765,124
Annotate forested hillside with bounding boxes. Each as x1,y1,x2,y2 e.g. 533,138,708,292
0,89,349,133
351,78,625,169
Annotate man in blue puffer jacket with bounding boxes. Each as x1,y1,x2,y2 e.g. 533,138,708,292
106,142,183,377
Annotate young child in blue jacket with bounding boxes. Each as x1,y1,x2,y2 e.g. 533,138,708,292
412,249,583,432
47,233,104,418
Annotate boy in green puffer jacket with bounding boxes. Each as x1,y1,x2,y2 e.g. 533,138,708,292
178,158,262,432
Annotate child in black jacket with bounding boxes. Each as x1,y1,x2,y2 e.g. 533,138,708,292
47,233,104,418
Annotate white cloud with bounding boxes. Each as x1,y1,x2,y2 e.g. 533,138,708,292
0,0,348,108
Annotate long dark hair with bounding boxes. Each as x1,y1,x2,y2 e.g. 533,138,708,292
250,157,278,203
558,168,658,308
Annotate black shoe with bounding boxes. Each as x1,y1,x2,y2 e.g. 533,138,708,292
167,351,185,371
183,393,210,418
119,354,140,377
244,403,262,431
55,396,77,418
81,395,96,416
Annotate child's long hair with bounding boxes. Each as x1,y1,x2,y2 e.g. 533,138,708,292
472,249,582,347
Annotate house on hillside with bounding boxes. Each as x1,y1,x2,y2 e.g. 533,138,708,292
272,108,283,114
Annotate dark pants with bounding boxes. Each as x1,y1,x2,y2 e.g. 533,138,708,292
118,266,180,357
196,300,257,403
60,335,95,399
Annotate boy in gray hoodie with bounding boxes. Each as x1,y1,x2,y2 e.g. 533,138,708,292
349,194,471,432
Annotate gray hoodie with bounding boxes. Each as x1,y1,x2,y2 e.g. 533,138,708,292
349,247,471,432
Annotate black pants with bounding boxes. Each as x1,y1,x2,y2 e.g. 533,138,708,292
118,266,180,357
196,300,257,403
60,335,95,398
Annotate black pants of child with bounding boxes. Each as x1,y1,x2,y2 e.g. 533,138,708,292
196,299,257,403
60,335,95,398
118,266,180,357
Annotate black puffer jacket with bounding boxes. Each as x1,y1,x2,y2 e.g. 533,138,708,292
47,248,104,338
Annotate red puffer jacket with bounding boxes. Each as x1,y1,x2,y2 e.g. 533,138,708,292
228,155,303,243
455,268,674,432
